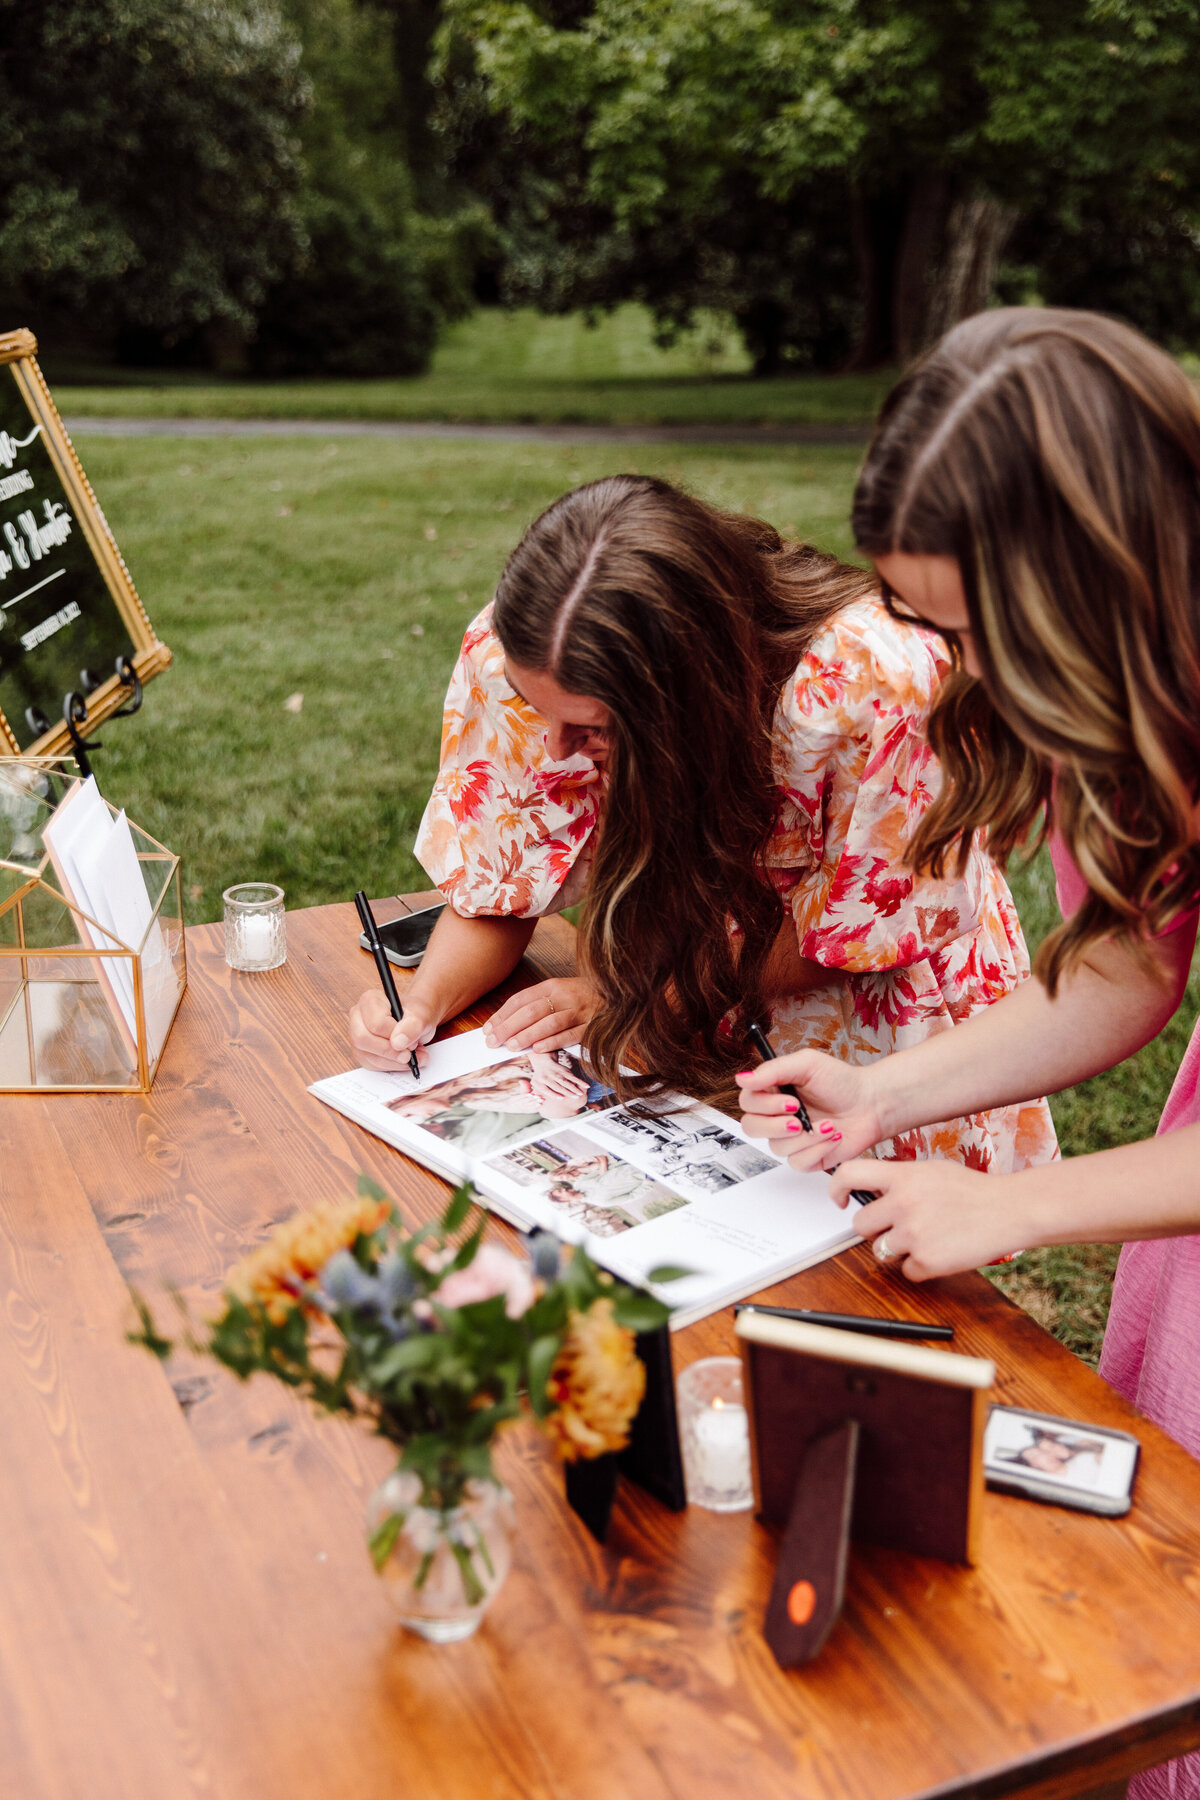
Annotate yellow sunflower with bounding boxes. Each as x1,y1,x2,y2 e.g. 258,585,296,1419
542,1298,645,1462
226,1195,389,1324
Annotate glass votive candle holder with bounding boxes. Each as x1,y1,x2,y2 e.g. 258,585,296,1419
677,1355,753,1513
223,883,287,972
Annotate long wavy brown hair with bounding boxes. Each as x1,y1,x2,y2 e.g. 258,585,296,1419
853,306,1200,994
491,475,875,1099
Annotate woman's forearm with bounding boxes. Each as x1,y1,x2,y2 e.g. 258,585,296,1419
835,1122,1200,1282
1012,1126,1200,1246
874,925,1195,1140
405,907,537,1026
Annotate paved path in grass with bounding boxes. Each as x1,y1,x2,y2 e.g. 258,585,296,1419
63,415,869,447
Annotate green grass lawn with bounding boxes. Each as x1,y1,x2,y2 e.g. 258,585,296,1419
50,305,892,429
76,428,1193,1363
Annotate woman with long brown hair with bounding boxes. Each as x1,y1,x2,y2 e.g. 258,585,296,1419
737,311,1200,1543
351,474,1055,1174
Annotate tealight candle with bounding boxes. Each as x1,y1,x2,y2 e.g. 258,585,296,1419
223,883,287,972
694,1397,750,1493
677,1355,754,1512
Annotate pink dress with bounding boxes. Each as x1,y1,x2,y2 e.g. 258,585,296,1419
1052,838,1200,1800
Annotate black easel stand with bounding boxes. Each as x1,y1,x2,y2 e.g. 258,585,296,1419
564,1325,687,1541
29,655,144,780
763,1419,860,1666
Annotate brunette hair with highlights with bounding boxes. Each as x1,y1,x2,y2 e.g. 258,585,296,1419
853,307,1200,994
492,475,875,1100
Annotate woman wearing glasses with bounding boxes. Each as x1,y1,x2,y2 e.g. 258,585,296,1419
352,473,1055,1177
736,305,1200,1799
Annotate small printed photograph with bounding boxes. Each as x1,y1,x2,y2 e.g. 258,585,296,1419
487,1128,688,1239
587,1100,774,1191
983,1406,1138,1501
385,1051,614,1160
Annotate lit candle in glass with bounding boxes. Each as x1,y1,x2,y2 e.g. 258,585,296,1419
694,1395,750,1493
677,1356,754,1511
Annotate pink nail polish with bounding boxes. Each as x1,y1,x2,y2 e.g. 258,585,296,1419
785,1123,803,1133
736,1070,754,1079
826,1130,843,1143
784,1098,799,1113
818,1120,837,1135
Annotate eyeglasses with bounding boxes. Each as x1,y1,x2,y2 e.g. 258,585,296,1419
878,577,970,658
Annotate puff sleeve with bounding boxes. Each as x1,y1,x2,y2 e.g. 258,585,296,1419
767,600,985,972
414,605,602,917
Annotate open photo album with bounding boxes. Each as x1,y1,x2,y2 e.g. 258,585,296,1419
310,1029,861,1328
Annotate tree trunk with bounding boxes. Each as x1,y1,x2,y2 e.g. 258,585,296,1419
737,298,789,377
844,187,904,371
923,195,1018,345
892,168,951,364
844,175,1018,371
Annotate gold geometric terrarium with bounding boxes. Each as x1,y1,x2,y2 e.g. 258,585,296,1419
0,759,186,1092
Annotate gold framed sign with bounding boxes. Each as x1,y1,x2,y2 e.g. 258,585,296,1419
0,328,171,755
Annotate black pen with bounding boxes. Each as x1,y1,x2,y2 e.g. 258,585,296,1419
746,1020,876,1207
735,1303,954,1343
354,891,421,1083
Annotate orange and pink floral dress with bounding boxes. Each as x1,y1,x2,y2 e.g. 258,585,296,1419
415,598,1057,1173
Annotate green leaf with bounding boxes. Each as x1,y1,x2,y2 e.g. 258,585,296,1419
126,1291,173,1361
368,1510,405,1572
611,1293,672,1334
441,1182,475,1235
525,1331,562,1419
357,1172,387,1203
646,1265,692,1285
449,1214,486,1271
370,1334,443,1382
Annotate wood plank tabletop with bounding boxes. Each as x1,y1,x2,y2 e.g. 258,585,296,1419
1,896,1198,1800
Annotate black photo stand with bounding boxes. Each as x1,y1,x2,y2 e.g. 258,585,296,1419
564,1325,687,1541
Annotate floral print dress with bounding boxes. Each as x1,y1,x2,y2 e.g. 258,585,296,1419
415,599,1057,1173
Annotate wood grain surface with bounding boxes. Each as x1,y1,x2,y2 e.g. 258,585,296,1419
1,896,1198,1800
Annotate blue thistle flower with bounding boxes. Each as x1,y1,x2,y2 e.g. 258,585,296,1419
527,1230,560,1281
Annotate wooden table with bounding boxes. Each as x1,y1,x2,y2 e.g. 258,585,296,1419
2,897,1199,1800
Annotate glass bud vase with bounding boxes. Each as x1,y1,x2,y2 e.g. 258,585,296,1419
366,1470,515,1643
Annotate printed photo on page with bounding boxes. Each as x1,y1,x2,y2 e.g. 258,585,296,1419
585,1100,775,1196
485,1129,688,1238
382,1049,614,1160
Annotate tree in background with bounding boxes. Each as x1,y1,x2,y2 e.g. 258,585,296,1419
0,0,308,358
249,0,480,377
436,0,1200,372
0,0,478,377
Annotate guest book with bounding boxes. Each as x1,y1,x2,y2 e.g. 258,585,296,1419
310,1029,861,1329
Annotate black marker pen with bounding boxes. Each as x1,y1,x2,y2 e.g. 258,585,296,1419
746,1020,876,1207
355,891,421,1083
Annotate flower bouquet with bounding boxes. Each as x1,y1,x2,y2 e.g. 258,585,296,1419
131,1176,681,1641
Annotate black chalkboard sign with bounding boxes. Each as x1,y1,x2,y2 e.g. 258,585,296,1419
0,329,170,753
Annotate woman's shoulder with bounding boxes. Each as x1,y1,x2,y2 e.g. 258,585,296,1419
457,601,504,679
786,595,951,725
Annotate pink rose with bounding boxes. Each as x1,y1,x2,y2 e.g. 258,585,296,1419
433,1243,536,1319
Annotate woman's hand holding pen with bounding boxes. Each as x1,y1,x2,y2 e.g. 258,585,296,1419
349,989,438,1073
737,1046,1029,1280
736,1050,886,1178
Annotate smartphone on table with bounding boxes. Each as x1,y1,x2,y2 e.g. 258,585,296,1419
357,902,446,968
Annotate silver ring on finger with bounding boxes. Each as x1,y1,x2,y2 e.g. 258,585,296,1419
873,1233,896,1263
